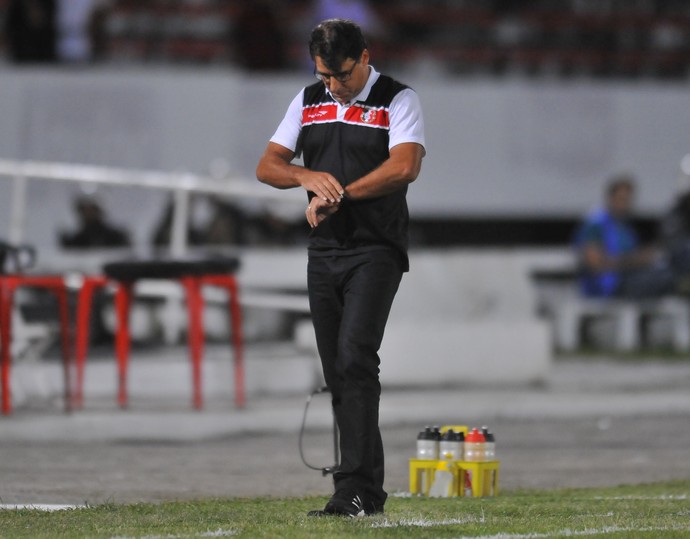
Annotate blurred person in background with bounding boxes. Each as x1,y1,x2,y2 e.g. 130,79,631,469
231,0,289,71
151,194,250,248
201,197,248,246
5,0,57,63
311,0,382,36
660,161,690,290
60,195,130,249
56,0,111,63
661,190,690,270
574,174,675,299
256,19,425,517
289,0,386,72
60,193,129,345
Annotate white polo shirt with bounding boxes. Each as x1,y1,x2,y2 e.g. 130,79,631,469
270,66,426,156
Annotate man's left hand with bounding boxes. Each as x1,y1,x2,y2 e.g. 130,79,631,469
306,197,341,228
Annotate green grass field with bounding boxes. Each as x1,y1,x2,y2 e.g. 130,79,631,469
1,480,689,539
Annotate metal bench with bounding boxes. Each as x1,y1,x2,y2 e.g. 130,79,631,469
533,269,690,352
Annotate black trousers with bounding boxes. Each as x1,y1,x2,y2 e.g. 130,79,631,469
307,249,403,509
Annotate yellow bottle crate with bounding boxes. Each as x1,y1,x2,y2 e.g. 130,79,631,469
409,458,500,498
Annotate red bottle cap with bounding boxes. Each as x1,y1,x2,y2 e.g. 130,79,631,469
465,428,486,443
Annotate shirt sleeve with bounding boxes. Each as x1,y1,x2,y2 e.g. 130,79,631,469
269,89,305,153
388,88,426,154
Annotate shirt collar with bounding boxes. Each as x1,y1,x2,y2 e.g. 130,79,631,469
324,65,380,105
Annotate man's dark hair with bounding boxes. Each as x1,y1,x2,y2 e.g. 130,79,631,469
309,19,368,71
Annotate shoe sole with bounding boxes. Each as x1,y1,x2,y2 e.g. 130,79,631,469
307,509,375,518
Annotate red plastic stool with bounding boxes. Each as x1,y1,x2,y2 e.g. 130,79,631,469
73,258,244,410
0,274,72,415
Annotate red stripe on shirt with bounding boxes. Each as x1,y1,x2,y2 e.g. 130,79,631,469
302,103,338,125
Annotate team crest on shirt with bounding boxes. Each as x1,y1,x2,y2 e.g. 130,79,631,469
343,104,390,128
360,108,377,123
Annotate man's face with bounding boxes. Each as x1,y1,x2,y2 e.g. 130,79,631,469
608,186,634,218
314,50,370,105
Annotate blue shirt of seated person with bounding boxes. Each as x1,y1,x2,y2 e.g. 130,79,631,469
574,207,638,297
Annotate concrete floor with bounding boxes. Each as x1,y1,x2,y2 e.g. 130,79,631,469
2,352,690,506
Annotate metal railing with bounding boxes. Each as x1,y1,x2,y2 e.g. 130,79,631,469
0,159,302,257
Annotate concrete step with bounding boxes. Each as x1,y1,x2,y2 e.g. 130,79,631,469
8,342,321,411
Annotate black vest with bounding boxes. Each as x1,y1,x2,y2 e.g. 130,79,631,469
298,74,411,270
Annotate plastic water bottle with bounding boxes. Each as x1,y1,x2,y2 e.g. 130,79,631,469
463,428,486,462
416,426,440,495
463,428,486,497
439,429,463,461
481,426,496,461
416,426,440,460
481,426,497,495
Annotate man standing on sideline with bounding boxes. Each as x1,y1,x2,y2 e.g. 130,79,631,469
256,19,425,517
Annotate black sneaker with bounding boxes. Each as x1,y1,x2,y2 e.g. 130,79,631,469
307,489,374,518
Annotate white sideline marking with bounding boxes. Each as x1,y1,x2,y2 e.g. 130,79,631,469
445,525,690,538
111,530,236,539
594,494,688,500
0,504,81,511
370,515,689,538
372,516,477,528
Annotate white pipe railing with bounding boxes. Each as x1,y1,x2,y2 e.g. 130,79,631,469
0,159,303,256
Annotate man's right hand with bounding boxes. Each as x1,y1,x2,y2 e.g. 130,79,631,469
297,170,344,203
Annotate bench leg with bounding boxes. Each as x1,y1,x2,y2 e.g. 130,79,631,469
182,277,204,410
114,283,133,408
201,275,245,409
52,283,72,413
554,304,580,351
226,277,245,409
0,280,13,415
667,301,690,351
74,276,108,409
614,305,640,352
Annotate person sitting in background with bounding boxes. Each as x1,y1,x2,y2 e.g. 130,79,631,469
151,194,249,249
59,194,129,345
60,195,130,249
574,174,675,299
660,181,690,282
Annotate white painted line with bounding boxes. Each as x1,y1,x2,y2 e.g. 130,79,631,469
372,517,477,528
594,494,688,500
109,529,237,539
435,525,690,538
0,504,82,511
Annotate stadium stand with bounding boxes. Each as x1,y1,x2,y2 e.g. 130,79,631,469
2,1,688,77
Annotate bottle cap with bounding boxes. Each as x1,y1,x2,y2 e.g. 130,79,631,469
441,429,460,441
465,428,486,443
417,426,434,440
